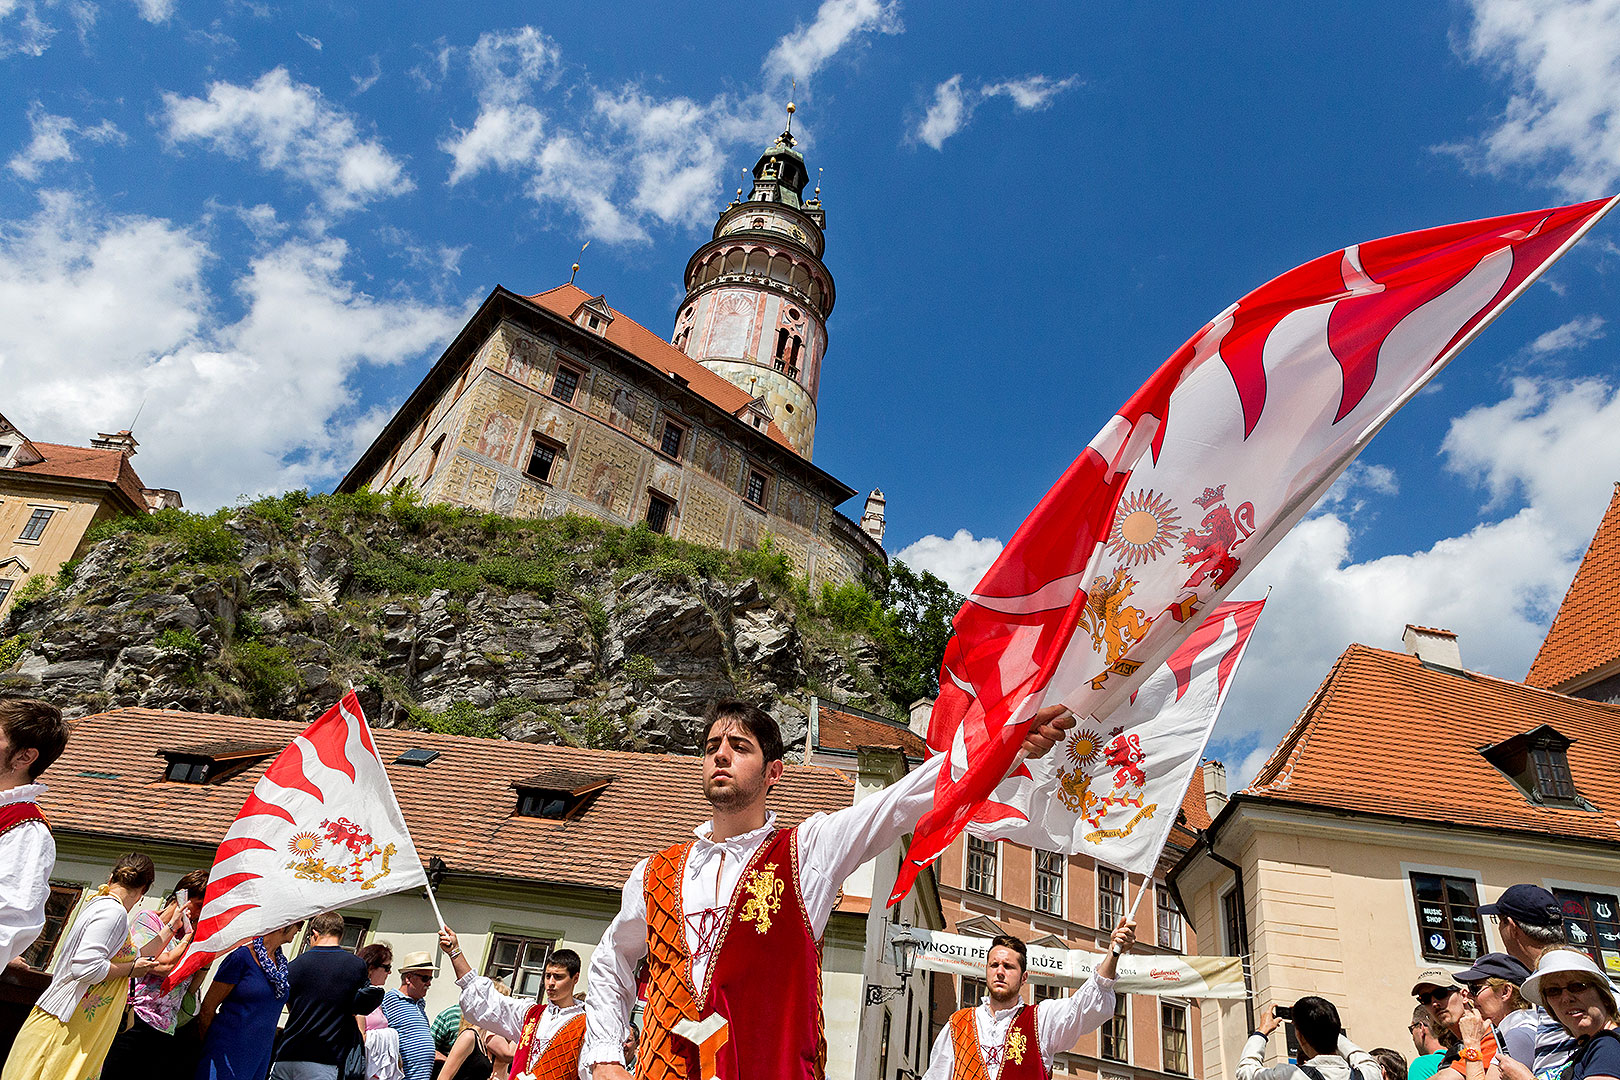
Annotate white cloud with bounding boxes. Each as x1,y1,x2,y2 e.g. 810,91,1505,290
981,74,1079,110
1315,460,1399,515
467,25,561,104
0,0,59,56
1528,313,1606,355
160,67,414,213
7,106,124,180
1451,0,1620,196
1214,375,1620,785
443,103,545,184
297,31,321,51
762,0,902,87
439,26,783,245
131,0,174,22
916,75,968,151
895,528,1004,595
352,55,382,95
0,192,464,508
913,72,1079,150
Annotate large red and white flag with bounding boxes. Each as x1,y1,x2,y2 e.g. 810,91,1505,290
968,599,1264,874
165,691,428,988
891,195,1619,903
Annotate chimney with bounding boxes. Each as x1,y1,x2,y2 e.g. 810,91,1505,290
1202,760,1228,821
907,697,933,739
90,430,139,457
860,489,887,544
1402,624,1462,672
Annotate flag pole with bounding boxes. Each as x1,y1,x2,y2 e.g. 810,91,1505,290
422,875,447,932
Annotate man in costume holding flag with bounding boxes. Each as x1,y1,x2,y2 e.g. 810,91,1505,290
583,698,1076,1080
437,925,586,1080
922,924,1137,1080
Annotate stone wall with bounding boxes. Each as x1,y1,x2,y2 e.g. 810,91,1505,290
367,318,880,588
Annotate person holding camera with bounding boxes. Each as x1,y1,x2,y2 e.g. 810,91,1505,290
1238,997,1384,1080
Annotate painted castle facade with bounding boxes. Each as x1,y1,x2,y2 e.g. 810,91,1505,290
339,118,885,586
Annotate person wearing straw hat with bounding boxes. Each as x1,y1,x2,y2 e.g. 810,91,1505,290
380,952,439,1080
1412,968,1503,1080
1519,949,1620,1080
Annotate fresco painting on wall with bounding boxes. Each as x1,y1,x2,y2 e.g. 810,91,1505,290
702,436,731,480
507,337,540,385
476,412,519,461
610,386,636,430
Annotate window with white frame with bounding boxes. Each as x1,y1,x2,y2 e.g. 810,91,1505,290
965,836,997,896
1161,1002,1190,1075
1099,867,1125,932
1101,993,1129,1062
1035,849,1064,916
1157,886,1184,951
18,508,53,542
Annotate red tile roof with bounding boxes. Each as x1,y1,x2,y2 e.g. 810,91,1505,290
815,706,927,761
1243,644,1620,847
1527,484,1620,691
527,284,796,454
1178,770,1212,832
42,707,856,892
8,442,150,513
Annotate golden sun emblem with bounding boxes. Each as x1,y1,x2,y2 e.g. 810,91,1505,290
288,831,322,856
1105,489,1181,566
1067,727,1104,768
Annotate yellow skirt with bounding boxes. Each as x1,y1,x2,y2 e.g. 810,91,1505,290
1,961,134,1080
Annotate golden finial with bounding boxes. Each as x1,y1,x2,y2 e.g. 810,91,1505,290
815,166,822,198
569,240,589,284
786,79,796,133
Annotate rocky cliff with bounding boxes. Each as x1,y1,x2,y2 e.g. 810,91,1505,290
0,490,954,758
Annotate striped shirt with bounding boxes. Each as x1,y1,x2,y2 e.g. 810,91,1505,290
380,989,436,1080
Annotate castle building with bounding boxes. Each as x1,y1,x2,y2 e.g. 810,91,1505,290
0,415,181,615
338,113,884,587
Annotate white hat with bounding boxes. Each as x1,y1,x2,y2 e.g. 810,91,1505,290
1520,949,1614,1009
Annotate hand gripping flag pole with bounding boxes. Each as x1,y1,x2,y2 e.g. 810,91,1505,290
896,195,1620,905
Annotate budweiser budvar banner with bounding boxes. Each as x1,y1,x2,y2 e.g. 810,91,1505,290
888,924,1247,999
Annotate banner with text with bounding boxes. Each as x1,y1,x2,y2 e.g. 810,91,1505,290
891,924,1247,999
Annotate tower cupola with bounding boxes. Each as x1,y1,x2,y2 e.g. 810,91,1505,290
670,102,833,459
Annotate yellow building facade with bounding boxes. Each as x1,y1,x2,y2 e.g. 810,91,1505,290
0,417,176,615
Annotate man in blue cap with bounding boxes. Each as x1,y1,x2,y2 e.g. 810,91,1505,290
1480,884,1575,1080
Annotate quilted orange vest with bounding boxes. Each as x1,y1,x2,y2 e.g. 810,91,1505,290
509,1008,585,1080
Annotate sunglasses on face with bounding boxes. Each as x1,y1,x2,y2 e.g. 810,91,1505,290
408,974,433,984
375,964,392,973
1409,1023,1428,1032
1418,987,1459,1005
1542,981,1596,999
1462,981,1487,995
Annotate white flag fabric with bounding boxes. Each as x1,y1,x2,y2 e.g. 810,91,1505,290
968,599,1263,874
165,691,427,989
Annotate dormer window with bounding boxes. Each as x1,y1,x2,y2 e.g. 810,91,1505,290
512,769,612,820
1481,725,1589,808
158,742,280,785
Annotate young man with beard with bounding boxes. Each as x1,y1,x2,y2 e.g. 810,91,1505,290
584,698,1076,1080
921,927,1137,1080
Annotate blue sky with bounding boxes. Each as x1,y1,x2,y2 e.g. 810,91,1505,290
4,0,1620,775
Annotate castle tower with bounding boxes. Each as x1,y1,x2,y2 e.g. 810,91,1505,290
672,103,833,459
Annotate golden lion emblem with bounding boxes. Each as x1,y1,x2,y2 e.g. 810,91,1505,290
738,862,785,935
1080,568,1151,664
1006,1027,1028,1065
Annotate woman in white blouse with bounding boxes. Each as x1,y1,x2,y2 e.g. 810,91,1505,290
0,854,160,1080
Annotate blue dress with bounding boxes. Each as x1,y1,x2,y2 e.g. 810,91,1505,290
194,945,288,1080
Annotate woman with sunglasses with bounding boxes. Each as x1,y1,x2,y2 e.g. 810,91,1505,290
358,943,403,1080
1412,971,1505,1080
1521,949,1620,1080
1452,954,1537,1072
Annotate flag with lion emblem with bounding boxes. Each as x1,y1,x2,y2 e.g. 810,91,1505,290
165,691,427,989
968,598,1264,871
891,194,1620,904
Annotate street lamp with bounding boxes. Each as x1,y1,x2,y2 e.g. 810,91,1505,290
866,922,921,1006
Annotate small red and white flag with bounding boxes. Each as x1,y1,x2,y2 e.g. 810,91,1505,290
968,599,1264,874
892,195,1620,904
165,691,427,989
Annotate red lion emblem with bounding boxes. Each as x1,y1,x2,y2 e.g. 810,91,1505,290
1180,485,1255,589
1104,733,1146,789
320,817,374,855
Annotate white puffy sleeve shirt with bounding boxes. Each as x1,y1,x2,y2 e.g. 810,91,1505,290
0,783,56,969
921,973,1118,1080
